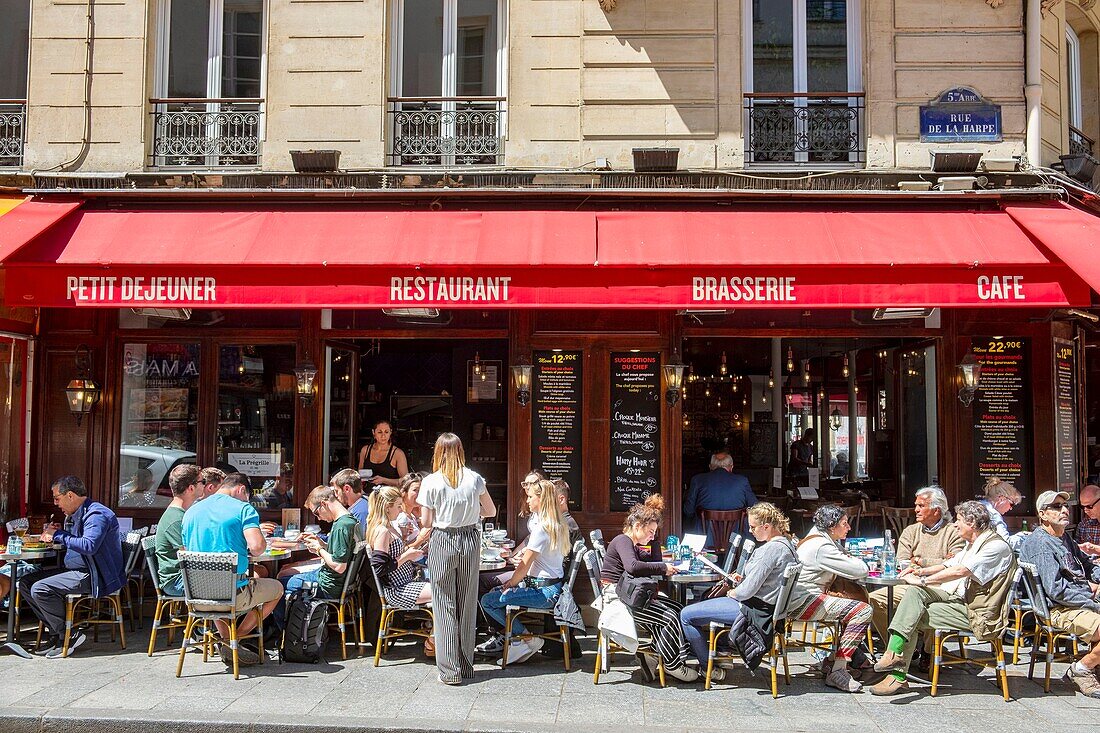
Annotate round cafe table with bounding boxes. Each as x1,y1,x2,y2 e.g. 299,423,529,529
668,571,720,605
863,574,905,624
2,546,59,645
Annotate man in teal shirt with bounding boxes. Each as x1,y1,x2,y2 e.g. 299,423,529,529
181,472,282,665
154,463,202,596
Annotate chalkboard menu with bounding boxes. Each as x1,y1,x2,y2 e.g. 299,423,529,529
609,352,661,512
1053,337,1079,495
971,338,1032,494
531,350,584,508
749,421,780,468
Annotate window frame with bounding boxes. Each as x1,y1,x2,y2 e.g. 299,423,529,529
741,0,863,166
1066,24,1083,130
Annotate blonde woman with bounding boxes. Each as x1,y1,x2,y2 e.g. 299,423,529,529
678,502,805,682
366,486,432,607
478,479,569,665
417,432,496,685
395,472,430,547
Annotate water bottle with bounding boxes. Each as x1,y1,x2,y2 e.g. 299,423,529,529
4,536,13,555
7,535,20,556
882,529,896,577
666,535,679,555
680,544,693,563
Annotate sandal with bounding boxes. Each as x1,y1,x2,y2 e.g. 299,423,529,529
424,635,436,658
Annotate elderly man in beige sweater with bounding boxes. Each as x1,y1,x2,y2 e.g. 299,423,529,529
869,486,966,641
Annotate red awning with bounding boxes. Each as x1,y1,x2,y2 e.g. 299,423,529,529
0,197,83,261
1004,202,1100,294
1,200,1093,309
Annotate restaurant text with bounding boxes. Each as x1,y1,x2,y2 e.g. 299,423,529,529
692,276,796,303
390,276,512,303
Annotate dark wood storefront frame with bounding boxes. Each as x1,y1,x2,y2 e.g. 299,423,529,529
26,307,1088,540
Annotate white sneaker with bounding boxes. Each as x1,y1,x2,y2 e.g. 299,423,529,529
665,664,700,683
500,638,539,666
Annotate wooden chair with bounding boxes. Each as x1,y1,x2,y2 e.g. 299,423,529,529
840,504,862,536
1019,562,1081,692
881,507,916,540
502,540,586,671
860,501,891,535
141,535,188,655
699,509,746,554
587,549,665,686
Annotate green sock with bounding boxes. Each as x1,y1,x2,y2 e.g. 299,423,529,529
890,671,907,682
887,633,906,655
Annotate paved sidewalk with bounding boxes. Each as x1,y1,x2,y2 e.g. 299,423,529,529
0,627,1098,733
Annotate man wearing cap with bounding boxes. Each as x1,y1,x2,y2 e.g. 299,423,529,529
1019,490,1100,698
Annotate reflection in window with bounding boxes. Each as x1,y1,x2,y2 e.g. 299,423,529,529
217,344,296,510
119,343,201,509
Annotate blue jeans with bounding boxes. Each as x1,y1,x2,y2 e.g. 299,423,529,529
679,596,742,665
479,584,560,636
272,569,322,629
162,577,185,598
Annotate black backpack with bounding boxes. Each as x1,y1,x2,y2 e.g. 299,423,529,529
281,585,330,663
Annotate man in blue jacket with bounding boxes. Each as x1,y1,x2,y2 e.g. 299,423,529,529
683,452,757,544
18,475,124,659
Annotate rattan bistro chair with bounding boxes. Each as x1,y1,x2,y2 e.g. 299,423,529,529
587,548,666,687
881,507,916,540
34,571,127,657
501,540,586,671
313,540,369,660
175,551,265,680
141,535,188,655
1019,561,1082,692
119,528,149,631
704,562,803,696
367,548,434,667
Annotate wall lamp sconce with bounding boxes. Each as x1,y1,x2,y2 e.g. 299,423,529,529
295,358,318,405
65,345,101,426
957,350,982,406
511,361,533,406
663,359,688,406
829,408,842,432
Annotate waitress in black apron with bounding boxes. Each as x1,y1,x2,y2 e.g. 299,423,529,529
358,419,409,487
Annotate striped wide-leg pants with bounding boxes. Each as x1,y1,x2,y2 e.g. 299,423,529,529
427,525,481,683
631,596,690,671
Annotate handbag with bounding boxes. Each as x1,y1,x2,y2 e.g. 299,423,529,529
828,575,870,602
615,572,658,611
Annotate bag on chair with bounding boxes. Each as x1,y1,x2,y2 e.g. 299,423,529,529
616,572,658,611
281,585,330,664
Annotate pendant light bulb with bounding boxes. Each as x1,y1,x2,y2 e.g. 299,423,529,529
768,369,774,389
786,346,794,373
719,351,728,376
802,359,810,385
842,354,850,379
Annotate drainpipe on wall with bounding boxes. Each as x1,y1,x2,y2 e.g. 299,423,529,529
1025,0,1043,167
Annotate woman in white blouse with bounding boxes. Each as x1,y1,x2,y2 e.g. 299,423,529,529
417,432,496,685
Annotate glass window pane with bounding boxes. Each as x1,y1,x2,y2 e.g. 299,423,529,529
0,0,30,99
806,0,848,92
218,344,296,511
752,0,793,93
167,0,211,98
119,344,201,510
222,0,263,98
456,0,498,96
401,0,444,97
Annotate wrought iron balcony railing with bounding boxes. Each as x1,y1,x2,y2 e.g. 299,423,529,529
150,98,263,168
386,97,505,167
1069,124,1095,157
0,100,26,168
744,93,865,166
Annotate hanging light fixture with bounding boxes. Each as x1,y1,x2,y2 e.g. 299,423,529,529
65,345,101,426
957,349,983,406
830,408,842,432
768,368,774,389
842,353,850,379
663,358,689,406
801,359,810,385
761,381,768,404
511,361,534,406
818,387,825,402
732,376,739,393
719,350,728,376
294,357,318,405
786,345,794,373
473,351,482,376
